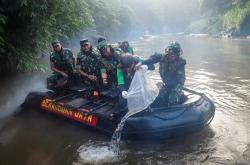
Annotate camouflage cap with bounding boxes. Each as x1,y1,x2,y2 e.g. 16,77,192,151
97,37,106,43
80,39,89,45
97,38,107,50
167,42,182,56
51,39,60,46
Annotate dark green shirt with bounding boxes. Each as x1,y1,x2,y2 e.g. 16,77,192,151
142,53,186,88
76,47,101,75
50,48,75,73
100,47,124,86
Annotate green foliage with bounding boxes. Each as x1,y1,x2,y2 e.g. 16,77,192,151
85,0,133,39
186,15,224,34
199,0,232,15
223,0,250,33
0,0,93,73
0,8,7,57
0,0,133,73
195,0,250,36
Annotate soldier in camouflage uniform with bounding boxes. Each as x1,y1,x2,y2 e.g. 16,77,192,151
97,38,124,89
76,39,102,96
47,40,75,92
136,42,186,106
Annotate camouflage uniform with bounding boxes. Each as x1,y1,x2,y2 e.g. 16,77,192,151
77,47,102,94
99,47,123,88
159,54,186,105
142,42,186,106
47,48,75,91
97,39,125,103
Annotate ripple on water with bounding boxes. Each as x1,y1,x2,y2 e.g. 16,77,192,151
187,69,250,115
185,67,250,162
209,113,249,164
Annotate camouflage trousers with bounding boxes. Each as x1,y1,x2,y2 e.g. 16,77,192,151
47,72,82,92
80,76,103,97
151,84,185,107
47,73,67,91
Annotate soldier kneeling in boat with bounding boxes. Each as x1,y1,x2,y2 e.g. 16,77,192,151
47,40,76,92
136,42,187,106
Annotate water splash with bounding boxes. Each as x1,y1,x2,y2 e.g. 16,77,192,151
75,106,144,164
109,107,146,155
109,114,129,155
75,142,123,165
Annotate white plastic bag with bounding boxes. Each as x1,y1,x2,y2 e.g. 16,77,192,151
123,65,159,113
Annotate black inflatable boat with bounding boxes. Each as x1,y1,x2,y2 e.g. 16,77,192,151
22,88,215,139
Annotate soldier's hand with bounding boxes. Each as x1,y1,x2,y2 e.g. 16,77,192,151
61,72,68,78
135,62,142,70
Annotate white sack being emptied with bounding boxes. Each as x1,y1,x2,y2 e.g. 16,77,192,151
122,65,159,113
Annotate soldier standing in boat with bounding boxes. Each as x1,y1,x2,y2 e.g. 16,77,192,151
136,42,186,106
47,40,76,92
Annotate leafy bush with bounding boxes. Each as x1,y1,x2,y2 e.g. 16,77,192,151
0,0,132,73
193,0,250,36
223,0,250,34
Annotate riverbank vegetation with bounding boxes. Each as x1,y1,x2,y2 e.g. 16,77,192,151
1,0,250,74
223,0,250,36
186,0,250,37
0,0,133,73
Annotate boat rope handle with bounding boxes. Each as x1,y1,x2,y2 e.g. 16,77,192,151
151,106,188,120
183,87,203,95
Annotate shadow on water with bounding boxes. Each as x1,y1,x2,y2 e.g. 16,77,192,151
1,35,250,164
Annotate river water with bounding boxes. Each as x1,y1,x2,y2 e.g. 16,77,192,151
0,35,250,165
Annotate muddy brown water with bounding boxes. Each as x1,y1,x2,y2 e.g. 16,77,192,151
0,35,250,165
